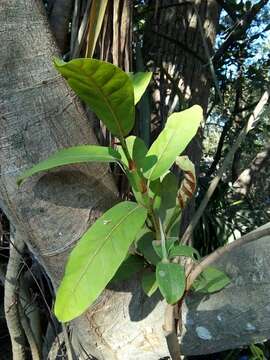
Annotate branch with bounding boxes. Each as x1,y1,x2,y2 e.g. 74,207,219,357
215,0,238,22
213,0,269,68
233,143,270,195
186,224,270,290
180,90,269,245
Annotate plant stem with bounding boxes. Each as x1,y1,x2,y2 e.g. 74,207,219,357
159,217,169,262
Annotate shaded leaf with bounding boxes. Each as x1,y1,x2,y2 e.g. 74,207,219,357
153,172,178,229
117,135,148,170
129,72,152,105
54,58,135,137
152,238,177,259
192,266,231,293
141,271,158,297
169,245,200,260
54,201,147,322
112,255,145,282
136,230,160,265
17,145,121,185
144,105,203,180
156,262,185,304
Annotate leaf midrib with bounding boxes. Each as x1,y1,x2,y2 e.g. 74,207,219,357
72,66,129,138
148,126,179,179
70,204,141,294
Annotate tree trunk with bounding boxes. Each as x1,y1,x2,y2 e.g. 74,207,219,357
143,0,221,241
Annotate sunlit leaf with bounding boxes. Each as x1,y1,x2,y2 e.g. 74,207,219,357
54,58,135,137
17,145,121,185
192,266,230,293
143,105,203,180
156,262,185,304
129,72,152,105
141,271,158,297
54,201,147,321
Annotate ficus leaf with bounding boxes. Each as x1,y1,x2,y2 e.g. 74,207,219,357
17,145,121,185
143,105,203,180
117,135,148,170
112,255,145,282
156,262,185,304
192,266,231,293
136,230,160,265
129,72,152,105
169,244,200,260
141,271,158,297
152,172,178,230
54,58,135,137
152,237,177,259
54,201,147,322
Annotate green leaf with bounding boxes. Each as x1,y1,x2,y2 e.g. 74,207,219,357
54,201,147,322
153,172,178,229
169,245,200,260
129,72,152,105
112,255,145,282
54,58,135,137
156,262,185,304
136,230,160,265
17,145,121,185
143,105,203,180
117,136,148,170
152,238,177,259
141,271,158,297
192,266,230,294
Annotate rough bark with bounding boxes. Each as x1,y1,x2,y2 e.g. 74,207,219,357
143,0,221,241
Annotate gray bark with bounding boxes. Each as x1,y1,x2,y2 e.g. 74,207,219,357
1,1,270,359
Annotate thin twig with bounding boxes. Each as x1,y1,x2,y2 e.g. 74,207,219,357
180,90,269,245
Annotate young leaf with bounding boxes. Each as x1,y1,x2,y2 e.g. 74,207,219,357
136,230,160,265
54,58,135,137
141,271,158,297
156,262,185,304
129,72,152,105
17,145,121,185
152,237,177,259
192,266,231,293
117,135,148,170
54,201,147,322
112,255,145,282
143,105,203,180
175,155,196,209
169,244,200,260
153,172,178,230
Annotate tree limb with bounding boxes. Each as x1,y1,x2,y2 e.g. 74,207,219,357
213,0,269,68
180,90,269,245
186,224,270,290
